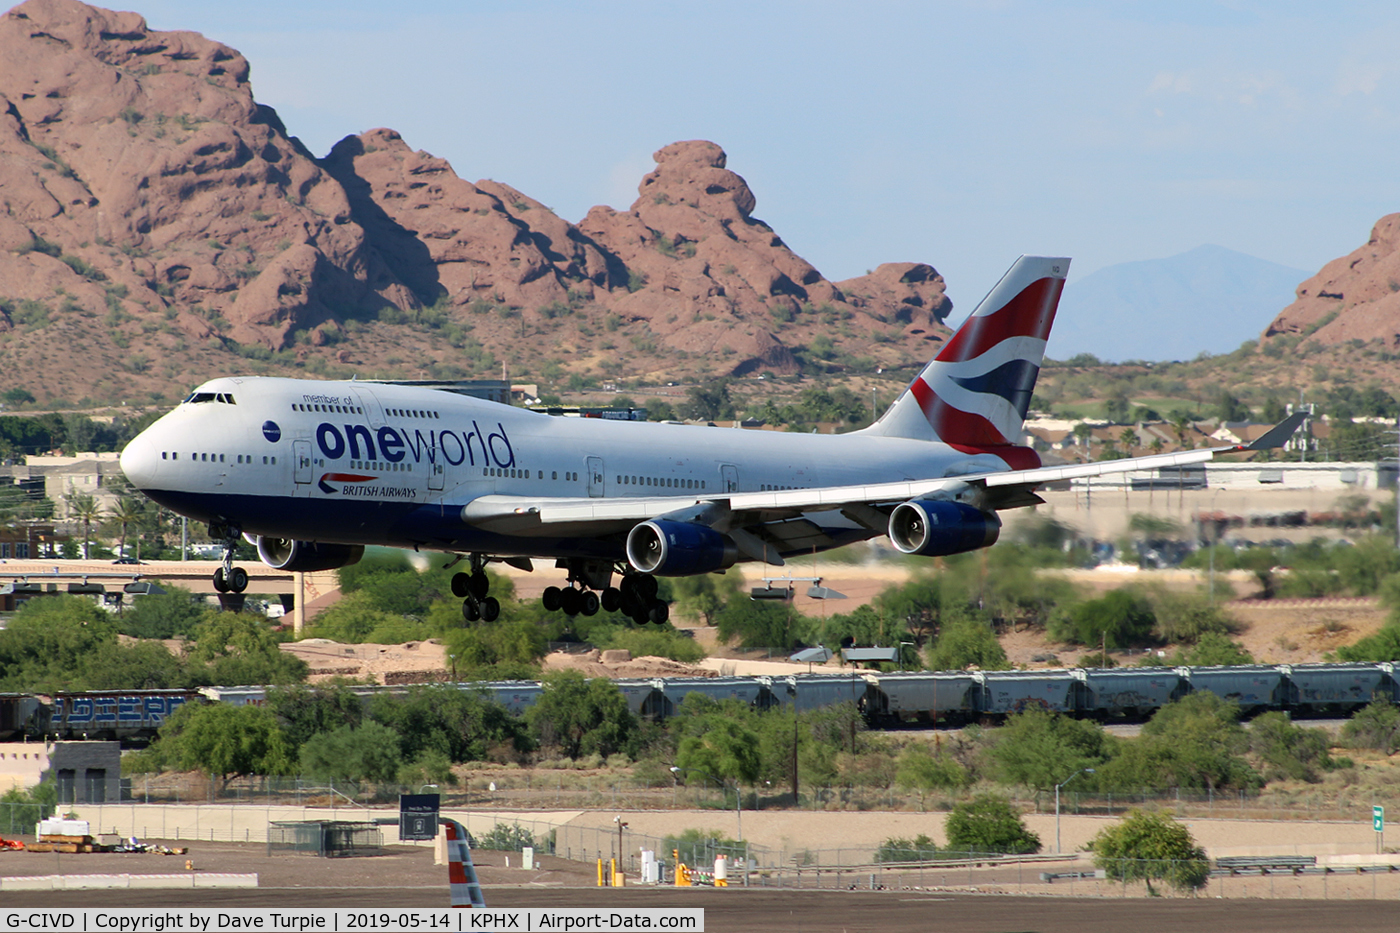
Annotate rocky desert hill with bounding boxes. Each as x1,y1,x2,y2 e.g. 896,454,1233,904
0,0,954,407
1264,213,1400,349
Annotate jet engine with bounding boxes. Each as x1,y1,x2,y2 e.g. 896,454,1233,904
626,520,739,576
256,536,365,572
887,499,1000,557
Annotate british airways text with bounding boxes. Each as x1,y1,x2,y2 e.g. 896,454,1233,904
314,420,515,468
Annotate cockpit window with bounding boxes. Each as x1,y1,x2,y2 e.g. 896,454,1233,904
183,392,236,405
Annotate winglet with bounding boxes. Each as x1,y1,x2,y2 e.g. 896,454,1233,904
444,819,486,908
1244,411,1308,451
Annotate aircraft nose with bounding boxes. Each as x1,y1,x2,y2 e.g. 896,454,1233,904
120,431,161,490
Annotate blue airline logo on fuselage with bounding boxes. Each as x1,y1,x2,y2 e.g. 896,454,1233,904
313,419,515,469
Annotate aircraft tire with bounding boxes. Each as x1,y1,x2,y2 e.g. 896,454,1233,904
212,568,230,593
462,599,481,623
480,596,500,623
451,572,471,598
648,601,669,625
229,567,249,593
542,586,562,611
601,587,622,613
581,591,600,616
469,572,490,600
559,587,583,616
636,575,659,600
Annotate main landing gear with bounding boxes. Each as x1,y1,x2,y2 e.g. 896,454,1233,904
541,565,668,625
208,521,248,594
452,555,500,623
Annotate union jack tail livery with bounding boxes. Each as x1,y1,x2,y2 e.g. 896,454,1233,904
862,256,1069,469
444,819,486,908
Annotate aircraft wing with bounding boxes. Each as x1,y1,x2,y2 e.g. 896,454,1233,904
462,425,1299,529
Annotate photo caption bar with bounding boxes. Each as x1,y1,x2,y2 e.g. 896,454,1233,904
1,910,704,933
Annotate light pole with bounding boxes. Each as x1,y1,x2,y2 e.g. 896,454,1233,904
670,766,741,843
1055,768,1095,855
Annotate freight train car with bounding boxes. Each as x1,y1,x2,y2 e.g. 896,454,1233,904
47,690,199,740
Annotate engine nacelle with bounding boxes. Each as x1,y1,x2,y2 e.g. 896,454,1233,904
256,537,365,572
626,520,739,577
887,499,1000,557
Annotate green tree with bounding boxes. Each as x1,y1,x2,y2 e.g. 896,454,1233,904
1090,810,1210,893
1172,632,1254,666
266,683,366,752
988,708,1112,793
1248,711,1336,783
875,834,939,862
679,380,734,421
115,586,209,640
156,702,294,788
298,722,403,783
715,598,805,650
526,670,636,759
108,496,144,558
1340,700,1400,754
894,743,969,791
944,795,1041,854
675,714,762,785
1052,589,1156,648
367,685,529,764
1096,693,1259,792
185,614,308,686
67,492,101,558
925,607,1010,671
671,571,742,626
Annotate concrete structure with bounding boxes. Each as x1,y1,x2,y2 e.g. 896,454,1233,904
0,740,120,803
1011,460,1395,546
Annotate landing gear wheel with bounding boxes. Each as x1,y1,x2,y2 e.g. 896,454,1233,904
542,586,562,612
480,596,500,623
559,587,583,616
648,601,670,625
581,591,600,616
634,575,659,601
212,568,230,593
601,587,622,613
228,567,249,593
469,572,490,600
451,572,471,598
462,599,481,623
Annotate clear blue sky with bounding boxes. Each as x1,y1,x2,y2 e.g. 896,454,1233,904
136,0,1400,308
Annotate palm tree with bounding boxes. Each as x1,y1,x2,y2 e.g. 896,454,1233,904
108,496,144,559
66,492,100,559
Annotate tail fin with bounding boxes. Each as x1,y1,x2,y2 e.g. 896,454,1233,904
444,819,486,908
862,255,1069,460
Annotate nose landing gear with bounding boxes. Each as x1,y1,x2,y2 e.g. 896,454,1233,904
208,521,248,594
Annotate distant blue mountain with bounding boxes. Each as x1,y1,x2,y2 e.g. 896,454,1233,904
1046,245,1309,363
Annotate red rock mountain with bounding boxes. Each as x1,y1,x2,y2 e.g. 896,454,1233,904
0,0,952,405
1265,214,1400,348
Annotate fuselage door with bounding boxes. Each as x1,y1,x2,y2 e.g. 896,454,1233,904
293,439,312,485
587,456,604,498
429,461,445,491
721,463,739,493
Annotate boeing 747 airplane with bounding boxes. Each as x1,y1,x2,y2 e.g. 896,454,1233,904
119,256,1303,624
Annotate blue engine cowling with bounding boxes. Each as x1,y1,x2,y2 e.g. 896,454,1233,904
887,500,1000,556
626,520,739,576
256,536,365,572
